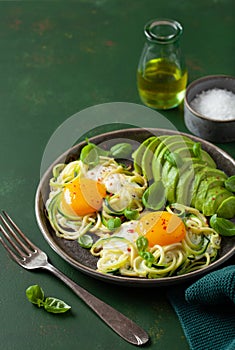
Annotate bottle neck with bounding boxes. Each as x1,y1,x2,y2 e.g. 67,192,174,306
144,18,183,45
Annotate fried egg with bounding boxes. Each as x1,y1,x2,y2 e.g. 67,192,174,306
136,211,186,247
102,211,186,253
62,162,144,216
62,177,106,216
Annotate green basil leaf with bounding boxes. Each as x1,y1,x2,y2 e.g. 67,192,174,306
140,251,155,266
124,208,139,220
164,151,183,167
192,142,202,158
80,142,109,166
136,236,149,252
142,181,166,210
78,234,93,248
26,285,44,307
110,143,132,158
210,214,235,236
224,175,235,192
44,297,71,314
107,217,122,230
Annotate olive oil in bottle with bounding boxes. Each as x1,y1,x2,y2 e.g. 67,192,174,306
137,18,187,110
137,58,188,109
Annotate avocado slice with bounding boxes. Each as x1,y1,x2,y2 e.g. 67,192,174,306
170,146,193,160
132,136,155,174
176,163,205,206
200,150,216,168
202,186,232,216
141,137,162,181
217,196,235,219
191,167,228,207
152,139,194,180
157,141,194,167
151,136,170,180
164,165,179,203
171,145,216,169
152,135,170,160
193,176,225,211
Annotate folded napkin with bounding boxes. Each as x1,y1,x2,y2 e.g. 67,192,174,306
168,265,235,350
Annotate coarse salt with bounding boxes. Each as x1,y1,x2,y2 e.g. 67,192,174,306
190,88,235,121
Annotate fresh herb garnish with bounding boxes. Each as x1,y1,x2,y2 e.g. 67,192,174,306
78,234,93,248
142,180,166,210
123,208,139,220
224,175,235,192
136,236,155,267
26,285,71,314
110,143,132,158
210,214,235,236
192,142,202,158
107,217,122,230
80,140,133,167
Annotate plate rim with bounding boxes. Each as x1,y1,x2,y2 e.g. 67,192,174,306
35,127,235,287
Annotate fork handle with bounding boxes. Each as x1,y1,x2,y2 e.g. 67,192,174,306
43,262,149,346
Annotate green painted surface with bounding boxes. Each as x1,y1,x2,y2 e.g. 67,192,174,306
0,1,234,349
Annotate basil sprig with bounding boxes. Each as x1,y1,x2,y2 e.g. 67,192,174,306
142,180,166,210
224,175,235,192
210,214,235,237
109,143,133,158
136,236,155,267
80,141,133,167
78,234,93,248
80,142,109,166
26,285,71,314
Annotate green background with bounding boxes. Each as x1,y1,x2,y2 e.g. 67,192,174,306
0,1,234,349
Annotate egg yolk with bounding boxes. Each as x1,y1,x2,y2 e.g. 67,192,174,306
62,177,106,216
136,211,186,247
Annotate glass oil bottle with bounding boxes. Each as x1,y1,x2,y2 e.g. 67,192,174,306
137,18,187,110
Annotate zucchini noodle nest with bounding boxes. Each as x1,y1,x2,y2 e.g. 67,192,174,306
90,204,221,278
46,156,147,239
46,147,221,279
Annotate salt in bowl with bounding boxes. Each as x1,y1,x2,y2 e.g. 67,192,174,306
184,75,235,142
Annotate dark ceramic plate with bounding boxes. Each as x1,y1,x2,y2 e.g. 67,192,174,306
35,128,235,287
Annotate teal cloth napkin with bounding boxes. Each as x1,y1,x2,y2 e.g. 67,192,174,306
168,265,235,350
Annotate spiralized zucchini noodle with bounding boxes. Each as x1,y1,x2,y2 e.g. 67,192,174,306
46,143,222,278
46,156,147,240
90,203,221,278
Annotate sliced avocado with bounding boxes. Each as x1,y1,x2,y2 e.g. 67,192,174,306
200,150,216,168
152,140,192,180
172,146,194,160
164,159,200,204
163,165,179,203
172,146,216,169
156,134,193,147
161,161,174,201
217,196,235,219
193,176,225,211
175,163,205,206
141,137,162,181
158,141,194,167
151,136,169,180
161,160,172,182
132,136,155,174
152,135,170,160
202,187,232,216
191,167,228,207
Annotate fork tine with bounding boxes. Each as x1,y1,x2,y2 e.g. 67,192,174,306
0,212,32,255
1,211,38,253
0,223,27,257
0,236,22,264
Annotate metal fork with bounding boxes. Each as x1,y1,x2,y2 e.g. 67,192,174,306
0,211,149,346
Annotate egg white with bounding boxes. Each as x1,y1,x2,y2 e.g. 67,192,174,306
100,221,140,252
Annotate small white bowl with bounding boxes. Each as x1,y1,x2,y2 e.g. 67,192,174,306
184,75,235,142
